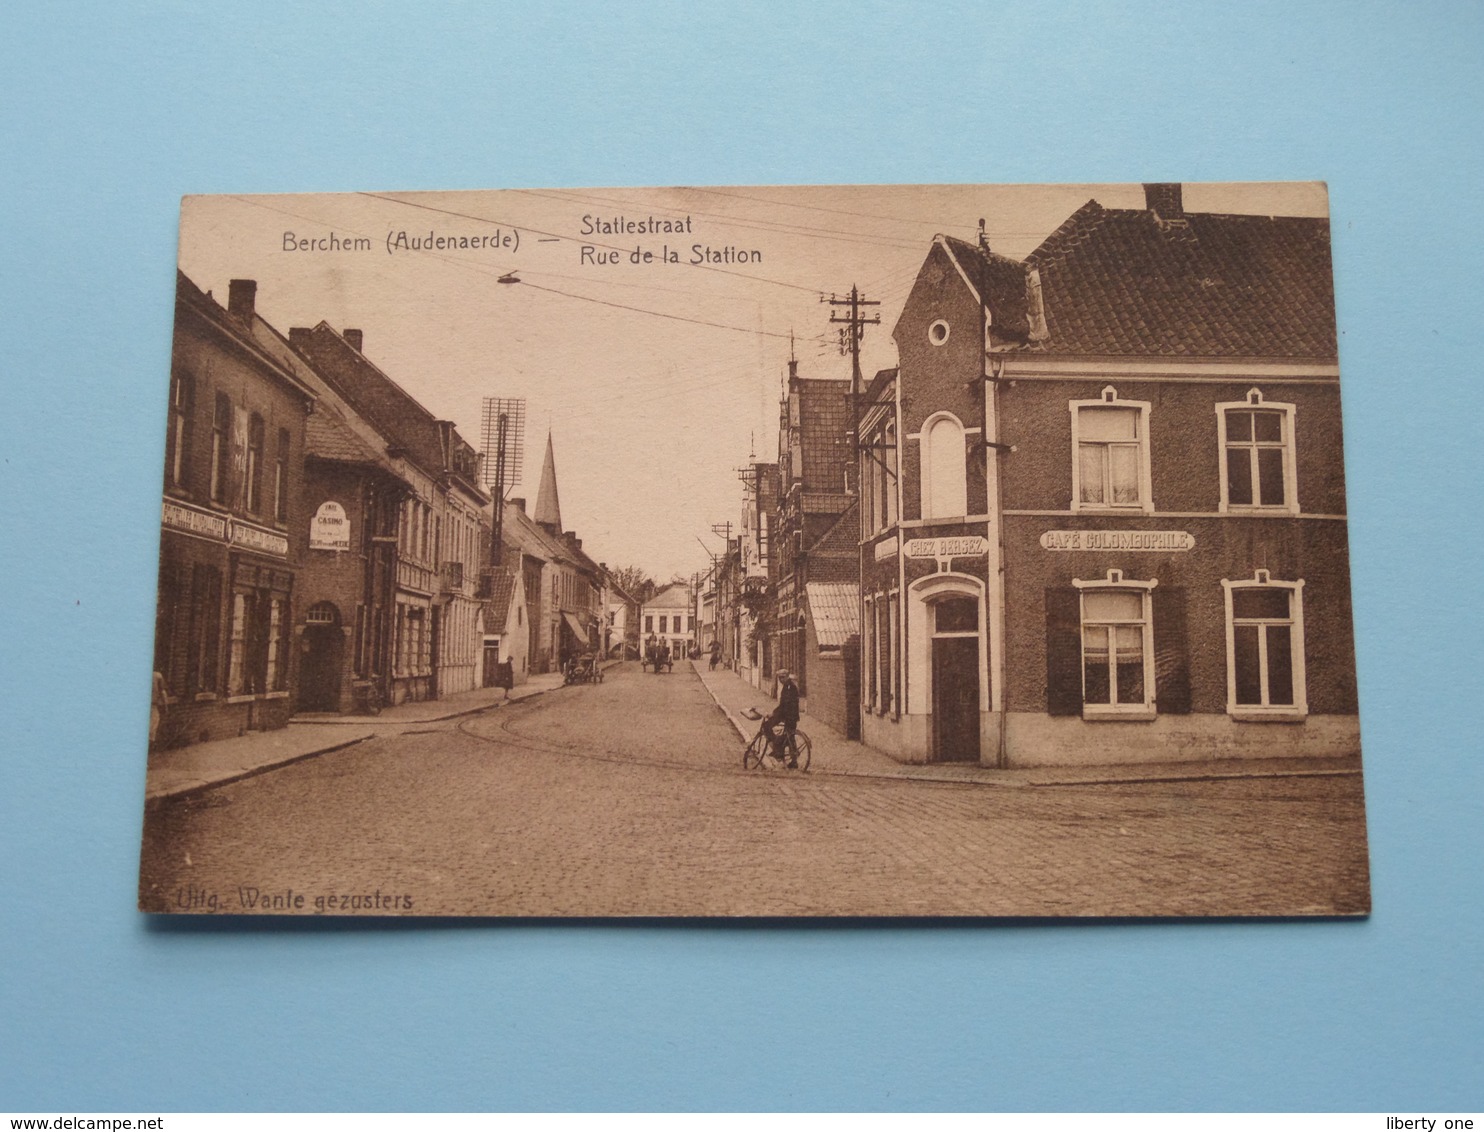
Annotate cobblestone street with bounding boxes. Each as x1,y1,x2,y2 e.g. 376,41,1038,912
140,663,1370,917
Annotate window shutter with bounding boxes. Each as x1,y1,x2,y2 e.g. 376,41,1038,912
1152,586,1191,714
1045,588,1082,716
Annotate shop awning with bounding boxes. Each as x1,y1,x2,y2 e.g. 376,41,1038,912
562,611,590,645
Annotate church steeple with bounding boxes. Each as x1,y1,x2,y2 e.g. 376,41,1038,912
533,431,563,533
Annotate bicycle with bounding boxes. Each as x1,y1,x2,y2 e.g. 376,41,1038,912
739,708,811,772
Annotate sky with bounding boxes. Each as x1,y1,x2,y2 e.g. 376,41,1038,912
177,181,1328,580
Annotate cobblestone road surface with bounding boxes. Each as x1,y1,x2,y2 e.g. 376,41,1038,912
140,663,1370,917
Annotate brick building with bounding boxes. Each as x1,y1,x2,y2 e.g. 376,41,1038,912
861,184,1358,767
152,275,315,747
770,362,854,696
288,323,489,704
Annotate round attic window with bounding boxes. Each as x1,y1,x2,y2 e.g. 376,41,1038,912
928,319,950,346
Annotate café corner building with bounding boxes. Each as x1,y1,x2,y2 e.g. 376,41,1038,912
860,185,1360,768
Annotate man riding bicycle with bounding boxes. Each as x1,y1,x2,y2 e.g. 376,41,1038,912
762,669,801,768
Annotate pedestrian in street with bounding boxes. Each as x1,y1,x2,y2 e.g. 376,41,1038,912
149,670,167,749
709,639,721,671
764,669,801,767
494,657,514,700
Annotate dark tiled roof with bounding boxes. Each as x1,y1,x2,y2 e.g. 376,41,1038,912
942,238,1033,344
304,405,383,465
290,324,453,478
806,499,860,584
796,379,852,493
1024,201,1337,359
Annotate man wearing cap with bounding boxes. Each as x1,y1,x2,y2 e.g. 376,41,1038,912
763,669,801,767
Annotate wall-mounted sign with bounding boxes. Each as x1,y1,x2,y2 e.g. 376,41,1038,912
906,536,988,558
1040,530,1195,552
162,500,227,541
311,501,351,551
873,534,899,561
162,497,290,558
230,520,291,558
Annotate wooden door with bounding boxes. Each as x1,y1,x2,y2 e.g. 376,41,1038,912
932,636,980,763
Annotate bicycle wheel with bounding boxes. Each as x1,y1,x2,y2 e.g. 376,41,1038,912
743,733,766,770
787,731,812,772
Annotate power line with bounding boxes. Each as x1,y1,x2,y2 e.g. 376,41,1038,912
229,194,802,343
515,186,928,251
683,185,1058,238
515,279,796,340
360,191,825,294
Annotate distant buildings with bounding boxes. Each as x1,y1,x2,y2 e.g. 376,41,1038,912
641,583,693,661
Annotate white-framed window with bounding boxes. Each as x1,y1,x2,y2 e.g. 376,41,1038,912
1222,571,1307,719
919,411,967,519
1216,389,1299,513
1072,570,1157,719
1070,387,1152,513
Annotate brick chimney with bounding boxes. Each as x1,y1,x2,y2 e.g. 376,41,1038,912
228,279,257,321
510,497,526,513
343,328,363,352
1143,183,1184,218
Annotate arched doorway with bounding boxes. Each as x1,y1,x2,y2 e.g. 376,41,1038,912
909,574,988,764
300,601,343,712
930,595,981,762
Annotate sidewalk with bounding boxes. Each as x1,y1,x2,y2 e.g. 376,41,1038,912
144,666,590,805
690,661,1363,788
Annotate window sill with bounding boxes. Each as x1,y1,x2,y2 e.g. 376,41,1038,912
193,693,218,703
1221,505,1299,517
264,690,289,700
1071,505,1152,515
1229,708,1308,723
1082,706,1157,722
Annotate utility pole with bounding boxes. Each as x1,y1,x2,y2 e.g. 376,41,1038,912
822,285,880,489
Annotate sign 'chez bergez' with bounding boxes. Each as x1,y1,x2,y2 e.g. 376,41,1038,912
139,182,1369,918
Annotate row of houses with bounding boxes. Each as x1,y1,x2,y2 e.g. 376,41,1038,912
153,271,623,749
705,184,1360,769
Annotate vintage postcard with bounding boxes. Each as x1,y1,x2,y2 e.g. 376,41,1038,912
139,182,1369,917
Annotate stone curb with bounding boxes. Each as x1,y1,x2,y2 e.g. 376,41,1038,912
691,663,1362,791
146,674,584,806
145,734,375,809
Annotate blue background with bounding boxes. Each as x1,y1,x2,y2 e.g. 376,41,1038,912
2,0,1480,1112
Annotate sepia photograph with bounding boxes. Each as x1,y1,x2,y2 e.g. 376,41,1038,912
138,181,1369,917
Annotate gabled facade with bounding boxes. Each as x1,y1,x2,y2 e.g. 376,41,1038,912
479,563,529,685
864,184,1358,767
